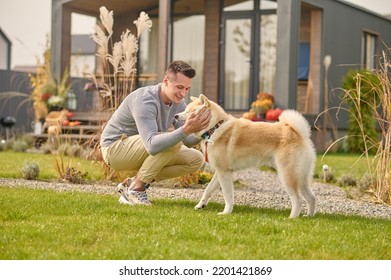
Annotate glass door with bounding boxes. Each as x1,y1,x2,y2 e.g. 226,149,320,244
220,1,277,111
221,17,253,111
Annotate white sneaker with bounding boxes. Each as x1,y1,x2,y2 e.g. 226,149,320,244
117,177,152,206
117,177,134,204
118,195,133,205
127,189,152,206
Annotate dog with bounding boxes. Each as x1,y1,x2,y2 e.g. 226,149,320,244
175,94,317,218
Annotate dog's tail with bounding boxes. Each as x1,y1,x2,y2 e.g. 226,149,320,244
278,109,311,139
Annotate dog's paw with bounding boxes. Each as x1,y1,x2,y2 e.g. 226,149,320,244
303,213,315,218
194,203,206,210
217,211,231,215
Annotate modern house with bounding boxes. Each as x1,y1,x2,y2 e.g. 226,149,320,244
51,0,391,150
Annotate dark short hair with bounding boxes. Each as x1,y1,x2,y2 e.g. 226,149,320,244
165,60,196,80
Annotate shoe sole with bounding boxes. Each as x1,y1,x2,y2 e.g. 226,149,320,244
118,195,133,205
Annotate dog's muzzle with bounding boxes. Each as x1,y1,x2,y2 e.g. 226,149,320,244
174,112,188,122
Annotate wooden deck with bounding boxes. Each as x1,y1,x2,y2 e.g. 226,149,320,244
30,111,111,146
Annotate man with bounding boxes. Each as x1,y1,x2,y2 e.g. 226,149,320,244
100,60,211,205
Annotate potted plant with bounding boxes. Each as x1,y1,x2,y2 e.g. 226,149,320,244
250,92,274,119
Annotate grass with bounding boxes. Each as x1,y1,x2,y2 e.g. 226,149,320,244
1,186,390,260
314,152,371,179
0,151,389,259
0,151,372,183
0,151,104,181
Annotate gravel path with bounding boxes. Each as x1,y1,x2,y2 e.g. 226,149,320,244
1,169,391,220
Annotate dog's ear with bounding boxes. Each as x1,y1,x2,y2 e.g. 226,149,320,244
199,94,210,107
190,96,198,102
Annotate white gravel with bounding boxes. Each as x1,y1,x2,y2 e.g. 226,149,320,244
1,169,391,219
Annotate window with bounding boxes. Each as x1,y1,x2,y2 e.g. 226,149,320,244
139,18,159,86
224,18,252,110
70,13,96,77
259,13,277,95
172,0,205,100
362,32,377,69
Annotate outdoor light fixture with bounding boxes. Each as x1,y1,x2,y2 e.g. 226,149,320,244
0,116,16,141
67,90,77,111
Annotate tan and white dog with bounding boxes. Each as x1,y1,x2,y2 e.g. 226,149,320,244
176,94,317,218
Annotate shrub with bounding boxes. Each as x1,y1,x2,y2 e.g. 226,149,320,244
342,69,380,154
20,161,40,180
57,143,69,155
338,174,357,187
63,167,88,184
40,142,53,154
340,51,391,205
175,172,199,188
67,144,82,157
20,134,35,147
357,174,374,191
12,139,29,152
198,170,213,184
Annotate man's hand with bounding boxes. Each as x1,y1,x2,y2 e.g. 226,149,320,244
182,107,211,135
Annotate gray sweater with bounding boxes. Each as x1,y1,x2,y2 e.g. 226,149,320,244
100,83,200,155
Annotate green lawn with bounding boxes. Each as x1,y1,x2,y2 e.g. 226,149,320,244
0,151,104,181
314,152,371,179
1,187,390,260
0,151,373,182
1,151,389,260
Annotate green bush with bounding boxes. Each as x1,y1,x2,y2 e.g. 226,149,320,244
67,144,82,157
358,174,374,191
40,141,53,154
342,69,381,154
338,173,357,187
20,161,40,180
57,143,69,155
20,134,35,147
63,167,88,184
11,139,29,152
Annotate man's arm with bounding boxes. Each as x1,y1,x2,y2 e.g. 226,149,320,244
133,101,187,155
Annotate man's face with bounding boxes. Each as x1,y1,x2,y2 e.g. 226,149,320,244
163,73,192,104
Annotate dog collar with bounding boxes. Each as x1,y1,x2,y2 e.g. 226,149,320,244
201,120,224,140
201,120,224,163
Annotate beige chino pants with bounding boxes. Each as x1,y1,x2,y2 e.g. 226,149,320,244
101,135,204,184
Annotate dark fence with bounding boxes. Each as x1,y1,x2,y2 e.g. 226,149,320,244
0,70,95,139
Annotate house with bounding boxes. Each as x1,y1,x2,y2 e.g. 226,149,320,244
51,0,391,150
0,27,12,70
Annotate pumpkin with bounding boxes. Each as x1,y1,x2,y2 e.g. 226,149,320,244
265,108,283,121
242,111,256,120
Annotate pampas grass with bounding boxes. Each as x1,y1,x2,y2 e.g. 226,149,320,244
88,7,152,180
90,7,152,111
134,11,153,38
372,50,391,204
322,49,391,205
